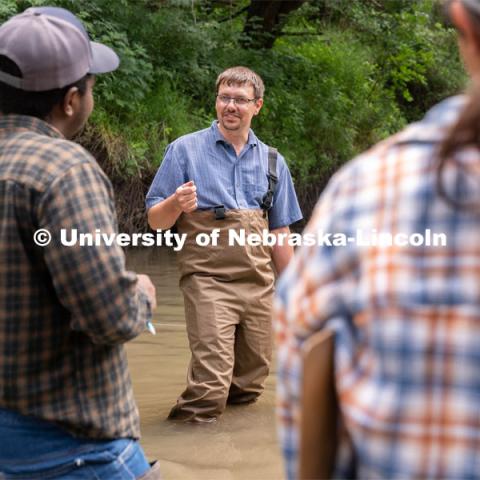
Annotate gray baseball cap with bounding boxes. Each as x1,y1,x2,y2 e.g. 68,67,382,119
0,6,119,92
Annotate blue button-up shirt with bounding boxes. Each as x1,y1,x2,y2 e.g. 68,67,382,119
146,121,302,230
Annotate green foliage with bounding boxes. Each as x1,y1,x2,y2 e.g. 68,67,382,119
12,0,155,114
334,0,466,119
0,0,466,224
87,75,212,176
261,31,405,179
0,0,17,20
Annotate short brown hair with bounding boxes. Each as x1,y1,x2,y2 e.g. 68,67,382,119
216,66,265,99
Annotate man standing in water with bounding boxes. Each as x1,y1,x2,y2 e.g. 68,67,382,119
0,6,160,478
147,66,302,423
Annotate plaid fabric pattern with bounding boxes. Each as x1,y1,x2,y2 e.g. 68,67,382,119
275,95,480,479
0,115,152,440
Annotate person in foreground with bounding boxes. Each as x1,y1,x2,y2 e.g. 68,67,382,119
147,66,302,423
0,6,160,479
276,0,480,478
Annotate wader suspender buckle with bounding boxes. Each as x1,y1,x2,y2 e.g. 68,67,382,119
261,147,278,211
214,205,226,220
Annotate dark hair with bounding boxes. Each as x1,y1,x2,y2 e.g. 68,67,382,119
0,55,89,120
437,0,480,208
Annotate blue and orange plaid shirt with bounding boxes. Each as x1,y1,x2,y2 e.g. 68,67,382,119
276,95,480,478
0,115,152,440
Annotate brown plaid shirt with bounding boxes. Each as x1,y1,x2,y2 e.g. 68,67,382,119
0,115,152,440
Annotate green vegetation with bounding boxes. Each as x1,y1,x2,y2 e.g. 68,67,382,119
2,0,466,231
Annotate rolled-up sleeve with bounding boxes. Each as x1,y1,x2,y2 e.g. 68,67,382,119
37,161,152,345
146,142,186,210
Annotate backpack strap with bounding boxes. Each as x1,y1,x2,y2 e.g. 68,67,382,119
261,147,278,211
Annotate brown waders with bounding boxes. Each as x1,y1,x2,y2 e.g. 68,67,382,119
168,209,275,422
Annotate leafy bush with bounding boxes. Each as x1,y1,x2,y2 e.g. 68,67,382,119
0,0,466,230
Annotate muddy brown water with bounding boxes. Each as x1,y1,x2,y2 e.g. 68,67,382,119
125,248,284,480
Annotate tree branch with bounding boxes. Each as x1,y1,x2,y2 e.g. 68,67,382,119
278,31,324,37
218,5,249,23
241,0,307,49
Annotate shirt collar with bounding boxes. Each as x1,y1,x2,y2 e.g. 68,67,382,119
0,114,64,139
211,120,258,147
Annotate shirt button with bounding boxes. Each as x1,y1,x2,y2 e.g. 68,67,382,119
74,458,85,467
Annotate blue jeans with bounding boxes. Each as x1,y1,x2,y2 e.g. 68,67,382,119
0,408,152,479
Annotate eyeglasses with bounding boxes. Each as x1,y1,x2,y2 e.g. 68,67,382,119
216,94,257,106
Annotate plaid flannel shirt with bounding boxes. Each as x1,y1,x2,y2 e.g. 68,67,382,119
0,115,152,440
276,95,480,478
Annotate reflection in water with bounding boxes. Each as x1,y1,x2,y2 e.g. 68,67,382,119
126,247,284,480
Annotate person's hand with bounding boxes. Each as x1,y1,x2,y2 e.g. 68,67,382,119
174,180,197,213
137,274,157,310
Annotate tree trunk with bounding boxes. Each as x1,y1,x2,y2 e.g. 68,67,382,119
241,0,306,49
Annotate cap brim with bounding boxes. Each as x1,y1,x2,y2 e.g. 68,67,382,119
89,41,119,74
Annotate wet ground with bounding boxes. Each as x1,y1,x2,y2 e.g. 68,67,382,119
125,248,284,480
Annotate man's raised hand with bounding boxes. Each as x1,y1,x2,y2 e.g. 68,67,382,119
175,180,197,213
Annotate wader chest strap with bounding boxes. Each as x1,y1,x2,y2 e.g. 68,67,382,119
261,147,278,211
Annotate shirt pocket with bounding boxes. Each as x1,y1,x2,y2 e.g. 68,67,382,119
244,183,266,208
